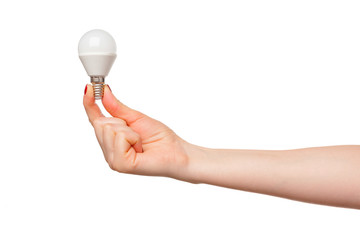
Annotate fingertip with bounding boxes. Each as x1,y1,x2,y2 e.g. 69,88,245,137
83,84,104,123
103,84,115,101
83,84,94,104
134,142,143,153
102,84,117,109
86,84,94,97
101,84,144,123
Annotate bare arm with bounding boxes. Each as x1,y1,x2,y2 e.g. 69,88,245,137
185,145,360,209
83,85,360,209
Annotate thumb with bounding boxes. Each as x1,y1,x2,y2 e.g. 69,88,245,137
102,85,144,124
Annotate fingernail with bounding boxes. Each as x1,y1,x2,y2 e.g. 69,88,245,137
84,85,88,95
108,84,112,92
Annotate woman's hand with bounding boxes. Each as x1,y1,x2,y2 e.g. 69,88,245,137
83,85,192,180
83,85,360,209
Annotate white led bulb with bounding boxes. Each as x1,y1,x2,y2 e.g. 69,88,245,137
78,29,117,99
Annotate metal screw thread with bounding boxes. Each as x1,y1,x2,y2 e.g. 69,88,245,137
91,76,105,100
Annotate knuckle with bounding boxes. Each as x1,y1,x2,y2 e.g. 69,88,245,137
92,118,102,127
103,123,113,131
134,132,141,140
115,130,126,139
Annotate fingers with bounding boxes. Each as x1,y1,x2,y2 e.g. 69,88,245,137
102,123,116,164
115,130,142,155
93,117,127,148
102,85,144,125
92,117,143,172
84,84,144,173
112,129,142,171
83,84,104,125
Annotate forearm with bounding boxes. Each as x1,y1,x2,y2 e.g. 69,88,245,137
184,145,360,209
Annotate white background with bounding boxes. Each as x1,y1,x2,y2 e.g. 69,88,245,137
0,0,359,239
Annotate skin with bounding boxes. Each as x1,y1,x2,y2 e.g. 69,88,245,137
84,85,360,209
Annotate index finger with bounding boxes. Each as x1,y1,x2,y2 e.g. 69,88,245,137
83,84,104,125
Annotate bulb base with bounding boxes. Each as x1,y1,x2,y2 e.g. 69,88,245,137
91,76,105,100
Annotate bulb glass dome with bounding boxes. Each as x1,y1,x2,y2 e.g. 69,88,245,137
78,29,117,56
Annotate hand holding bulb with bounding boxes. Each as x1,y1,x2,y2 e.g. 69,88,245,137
83,84,191,179
81,30,360,209
79,29,191,178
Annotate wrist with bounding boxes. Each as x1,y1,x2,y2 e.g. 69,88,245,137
180,142,212,184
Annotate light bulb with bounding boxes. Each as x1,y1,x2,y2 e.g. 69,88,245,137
78,29,117,100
